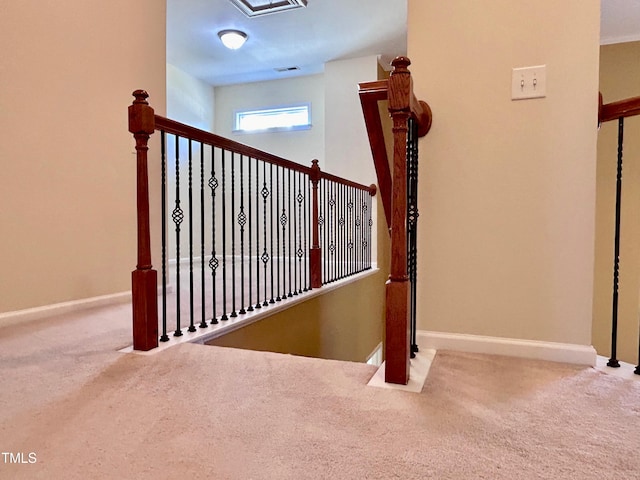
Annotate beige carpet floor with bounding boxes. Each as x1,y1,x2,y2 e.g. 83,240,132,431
1,304,639,479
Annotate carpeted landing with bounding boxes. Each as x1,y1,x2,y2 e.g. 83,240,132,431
1,326,639,480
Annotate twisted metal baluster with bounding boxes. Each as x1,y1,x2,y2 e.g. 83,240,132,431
172,136,183,337
608,118,625,368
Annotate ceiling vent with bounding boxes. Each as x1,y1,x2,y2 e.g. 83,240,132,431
274,66,300,72
229,0,308,17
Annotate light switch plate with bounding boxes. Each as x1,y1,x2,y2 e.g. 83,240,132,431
512,65,546,100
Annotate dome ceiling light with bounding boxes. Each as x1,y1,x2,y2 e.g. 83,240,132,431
218,30,248,50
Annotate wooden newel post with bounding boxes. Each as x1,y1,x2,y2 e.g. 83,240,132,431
310,159,322,288
385,57,413,384
128,90,158,351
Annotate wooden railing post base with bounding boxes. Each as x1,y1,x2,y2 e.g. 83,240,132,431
384,277,410,384
310,246,322,288
132,269,158,351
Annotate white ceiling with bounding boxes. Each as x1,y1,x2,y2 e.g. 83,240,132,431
601,0,640,45
167,0,640,87
167,0,407,86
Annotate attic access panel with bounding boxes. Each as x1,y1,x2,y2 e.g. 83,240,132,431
229,0,308,17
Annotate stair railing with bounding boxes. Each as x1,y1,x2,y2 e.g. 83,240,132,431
598,93,640,375
359,57,432,384
128,90,376,351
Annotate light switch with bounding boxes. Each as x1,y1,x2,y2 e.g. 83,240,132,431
511,65,546,100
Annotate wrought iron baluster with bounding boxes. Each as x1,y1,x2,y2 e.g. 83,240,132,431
608,117,625,368
296,172,304,293
239,155,247,315
276,166,282,301
329,181,336,282
209,148,219,324
230,152,237,318
347,187,354,277
221,150,228,321
199,143,207,329
293,171,299,295
187,140,196,333
261,161,269,306
281,166,288,299
172,135,183,337
255,158,261,309
269,163,275,303
407,117,420,357
160,131,169,342
247,157,254,312
288,170,293,297
304,174,309,291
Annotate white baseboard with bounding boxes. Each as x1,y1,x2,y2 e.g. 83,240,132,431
0,292,131,328
0,285,170,329
417,330,597,366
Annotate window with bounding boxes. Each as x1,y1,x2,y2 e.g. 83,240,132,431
234,104,311,133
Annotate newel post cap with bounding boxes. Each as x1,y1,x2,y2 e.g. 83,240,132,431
128,90,155,135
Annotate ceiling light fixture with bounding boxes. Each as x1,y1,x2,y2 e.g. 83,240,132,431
218,30,248,50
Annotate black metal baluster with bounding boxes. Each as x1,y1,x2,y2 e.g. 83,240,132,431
368,194,373,269
320,179,326,284
347,188,354,277
173,135,183,337
230,152,237,318
276,166,282,301
280,166,287,299
269,164,275,304
297,172,304,293
293,171,299,295
609,117,625,368
261,161,269,306
407,117,420,357
187,140,196,333
255,158,261,310
239,155,247,315
288,170,293,297
304,174,309,291
221,150,228,321
355,188,362,274
329,181,335,282
199,143,207,329
160,131,169,342
247,157,254,312
209,148,219,325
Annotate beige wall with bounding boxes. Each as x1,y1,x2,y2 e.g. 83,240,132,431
407,1,600,345
167,63,215,132
0,1,166,313
593,41,640,363
324,55,380,186
214,75,325,168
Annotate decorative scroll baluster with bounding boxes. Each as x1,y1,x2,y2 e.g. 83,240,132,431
173,136,184,337
239,155,247,315
188,140,196,333
261,161,269,306
209,149,219,324
255,157,261,310
276,166,282,301
297,172,304,293
293,172,299,295
281,166,288,297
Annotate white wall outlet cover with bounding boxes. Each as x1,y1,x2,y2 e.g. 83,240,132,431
512,65,546,100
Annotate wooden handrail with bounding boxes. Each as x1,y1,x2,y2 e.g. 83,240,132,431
359,73,432,229
599,93,640,124
155,115,374,193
